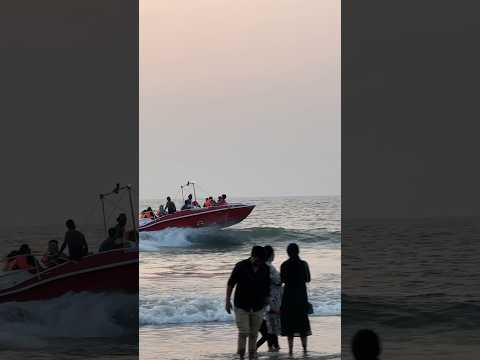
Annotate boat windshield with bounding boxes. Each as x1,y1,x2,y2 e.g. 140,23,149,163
0,269,34,291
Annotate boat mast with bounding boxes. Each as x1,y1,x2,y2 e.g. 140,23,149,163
99,183,138,244
100,193,107,236
189,181,197,203
126,184,138,244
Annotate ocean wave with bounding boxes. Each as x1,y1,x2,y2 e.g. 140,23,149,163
0,292,137,349
139,226,340,251
140,294,340,326
343,294,480,330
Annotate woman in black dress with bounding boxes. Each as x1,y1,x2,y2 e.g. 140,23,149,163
280,243,312,354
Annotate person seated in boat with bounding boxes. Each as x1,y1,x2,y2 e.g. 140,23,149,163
5,244,41,272
3,250,18,271
42,240,68,267
188,194,200,208
113,213,128,240
210,196,217,206
203,197,209,208
221,194,228,205
181,199,192,210
60,219,89,261
165,196,177,214
217,194,228,205
143,207,155,219
186,194,193,207
99,227,119,252
157,204,167,216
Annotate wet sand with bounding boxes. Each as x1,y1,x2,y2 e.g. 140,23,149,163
140,316,340,360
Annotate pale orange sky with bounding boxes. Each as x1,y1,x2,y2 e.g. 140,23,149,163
140,0,340,199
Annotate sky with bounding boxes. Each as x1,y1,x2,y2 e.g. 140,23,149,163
140,0,340,200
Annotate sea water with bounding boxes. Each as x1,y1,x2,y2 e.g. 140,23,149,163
139,196,341,360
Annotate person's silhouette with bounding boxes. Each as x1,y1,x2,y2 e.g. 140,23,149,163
352,329,381,360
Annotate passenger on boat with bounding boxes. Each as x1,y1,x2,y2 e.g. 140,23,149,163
60,219,89,261
188,194,200,208
217,195,223,205
157,205,167,216
210,196,217,206
222,194,228,204
4,244,40,271
165,197,177,214
203,197,211,208
181,199,192,210
99,227,119,252
3,250,18,271
185,194,193,208
113,213,128,242
42,239,68,267
143,207,155,219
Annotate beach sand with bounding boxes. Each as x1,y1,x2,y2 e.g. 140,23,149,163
140,316,340,360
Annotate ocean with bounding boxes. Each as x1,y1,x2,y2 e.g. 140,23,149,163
342,217,480,360
139,196,341,360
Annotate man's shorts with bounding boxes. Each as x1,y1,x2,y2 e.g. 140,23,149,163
234,307,265,336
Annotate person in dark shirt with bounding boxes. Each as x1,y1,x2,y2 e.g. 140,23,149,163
165,196,176,214
185,194,193,208
59,219,88,261
99,227,118,252
113,213,127,244
181,199,191,210
280,243,312,355
226,246,270,359
42,239,68,267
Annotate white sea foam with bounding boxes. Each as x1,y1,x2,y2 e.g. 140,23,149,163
140,294,340,326
139,228,202,250
0,292,137,348
141,295,232,326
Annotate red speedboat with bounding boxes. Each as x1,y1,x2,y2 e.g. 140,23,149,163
139,203,255,232
0,248,138,303
0,184,139,303
140,181,255,232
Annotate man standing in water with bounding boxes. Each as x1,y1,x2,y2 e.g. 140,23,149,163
59,219,88,260
226,246,270,359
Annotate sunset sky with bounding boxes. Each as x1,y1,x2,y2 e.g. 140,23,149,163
140,0,340,199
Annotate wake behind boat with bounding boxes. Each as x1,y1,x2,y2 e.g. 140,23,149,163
139,181,255,232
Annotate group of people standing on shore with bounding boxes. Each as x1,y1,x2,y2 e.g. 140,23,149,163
226,243,311,359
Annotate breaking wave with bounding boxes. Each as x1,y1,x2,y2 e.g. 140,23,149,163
139,227,340,251
0,292,137,349
140,293,340,326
